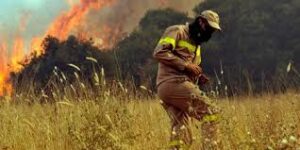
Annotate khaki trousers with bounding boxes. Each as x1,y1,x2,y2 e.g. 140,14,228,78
158,78,220,149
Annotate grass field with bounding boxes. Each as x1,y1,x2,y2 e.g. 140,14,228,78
0,91,300,150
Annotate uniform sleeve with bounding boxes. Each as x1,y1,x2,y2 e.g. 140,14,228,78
152,26,188,71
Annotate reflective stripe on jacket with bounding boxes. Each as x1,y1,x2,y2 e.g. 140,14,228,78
153,24,202,86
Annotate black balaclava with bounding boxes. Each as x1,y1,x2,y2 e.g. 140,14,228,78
189,16,213,45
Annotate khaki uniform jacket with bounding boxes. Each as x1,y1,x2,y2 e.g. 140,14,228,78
153,24,202,86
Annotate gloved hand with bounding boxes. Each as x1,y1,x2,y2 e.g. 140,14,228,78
185,63,203,76
198,74,210,85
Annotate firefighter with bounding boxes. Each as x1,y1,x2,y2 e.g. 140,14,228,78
153,10,222,149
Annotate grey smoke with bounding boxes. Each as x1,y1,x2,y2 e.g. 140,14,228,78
82,0,202,43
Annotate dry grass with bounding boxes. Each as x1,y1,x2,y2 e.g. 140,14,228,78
1,62,300,149
0,92,300,150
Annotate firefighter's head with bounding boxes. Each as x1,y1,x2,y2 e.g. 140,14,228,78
189,10,221,45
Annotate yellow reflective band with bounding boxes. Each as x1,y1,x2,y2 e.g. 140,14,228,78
159,37,176,48
202,114,220,123
195,46,202,64
178,40,196,53
196,46,201,57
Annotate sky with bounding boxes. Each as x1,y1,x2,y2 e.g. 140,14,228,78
0,0,201,53
0,0,68,51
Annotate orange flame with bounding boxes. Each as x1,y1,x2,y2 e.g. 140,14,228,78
0,43,12,96
0,0,117,97
30,0,116,55
30,37,43,56
11,37,25,72
97,24,124,49
46,0,116,40
159,0,168,5
0,37,25,96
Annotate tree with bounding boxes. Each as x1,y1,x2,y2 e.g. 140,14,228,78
11,35,115,98
193,0,300,94
115,8,189,89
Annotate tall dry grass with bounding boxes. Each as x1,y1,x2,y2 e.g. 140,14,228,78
1,61,300,149
0,92,300,150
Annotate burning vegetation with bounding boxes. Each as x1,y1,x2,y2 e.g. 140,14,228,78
1,0,299,98
0,0,116,96
0,0,199,97
10,35,117,101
